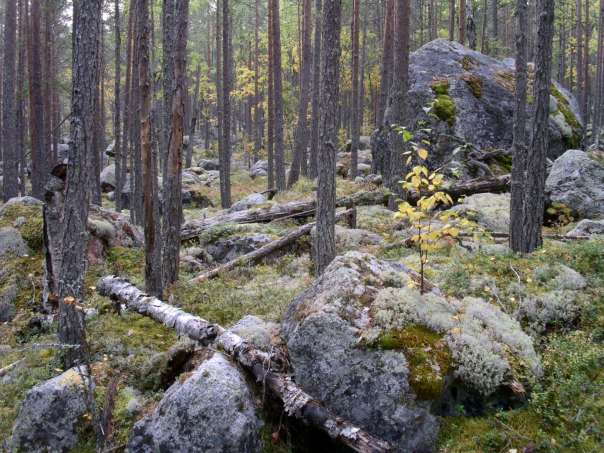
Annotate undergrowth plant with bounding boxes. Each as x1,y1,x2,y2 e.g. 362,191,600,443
393,127,475,293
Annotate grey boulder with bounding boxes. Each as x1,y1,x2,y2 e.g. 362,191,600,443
11,367,91,453
127,353,262,453
229,193,268,212
450,192,510,232
566,219,604,237
250,160,268,178
545,150,604,219
198,158,220,171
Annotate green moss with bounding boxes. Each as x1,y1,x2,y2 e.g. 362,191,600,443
0,203,44,251
550,85,582,148
462,74,483,98
461,55,477,71
431,79,450,96
377,325,452,400
106,246,144,282
433,94,456,126
492,152,513,172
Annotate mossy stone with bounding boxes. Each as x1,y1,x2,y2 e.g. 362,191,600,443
0,204,44,251
431,79,450,96
462,74,483,98
377,325,452,400
433,94,456,126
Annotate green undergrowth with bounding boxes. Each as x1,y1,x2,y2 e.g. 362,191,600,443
435,239,604,452
173,255,310,326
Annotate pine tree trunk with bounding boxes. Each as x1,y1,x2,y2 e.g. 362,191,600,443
377,0,394,127
308,0,322,179
271,0,286,191
386,0,410,209
114,0,123,212
2,0,18,201
162,0,189,289
59,0,102,368
576,0,584,116
162,0,175,181
449,0,455,40
315,0,342,275
253,0,261,165
520,0,555,253
459,0,466,44
16,0,26,196
288,0,313,186
349,0,361,180
139,0,163,297
267,0,275,188
28,0,47,199
466,0,477,49
509,0,529,252
595,0,604,145
220,0,232,207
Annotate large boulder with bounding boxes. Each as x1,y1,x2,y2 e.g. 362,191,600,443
11,367,91,452
127,353,262,452
545,150,604,219
406,39,582,161
282,252,541,452
229,193,268,212
198,158,220,171
250,160,268,178
566,219,604,237
450,192,510,232
206,234,273,263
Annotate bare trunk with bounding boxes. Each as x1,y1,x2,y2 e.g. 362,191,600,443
162,0,189,289
510,0,529,252
220,0,232,207
315,0,342,275
59,0,103,368
271,0,286,191
349,0,361,180
288,0,313,186
2,0,18,201
114,0,123,212
139,0,163,297
377,0,394,126
520,0,555,252
308,0,322,179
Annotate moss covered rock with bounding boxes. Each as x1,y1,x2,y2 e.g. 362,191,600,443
283,252,542,451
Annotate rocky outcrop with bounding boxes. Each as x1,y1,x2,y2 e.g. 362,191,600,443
282,252,541,451
545,150,604,219
566,219,604,237
229,193,268,212
405,39,582,161
127,353,262,453
198,158,220,171
450,192,510,232
11,367,91,453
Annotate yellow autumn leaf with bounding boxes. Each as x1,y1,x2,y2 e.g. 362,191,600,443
417,148,429,160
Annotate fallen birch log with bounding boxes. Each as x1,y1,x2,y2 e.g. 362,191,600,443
190,209,355,284
0,359,25,378
181,190,388,240
96,276,392,453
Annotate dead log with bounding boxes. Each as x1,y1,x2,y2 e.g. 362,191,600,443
0,359,25,378
190,209,355,284
96,276,392,453
406,174,511,204
181,190,388,240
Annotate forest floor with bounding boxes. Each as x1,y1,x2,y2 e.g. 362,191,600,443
1,153,603,452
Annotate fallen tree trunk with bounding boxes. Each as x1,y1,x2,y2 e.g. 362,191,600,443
406,174,511,204
190,209,355,283
96,276,391,453
181,190,388,240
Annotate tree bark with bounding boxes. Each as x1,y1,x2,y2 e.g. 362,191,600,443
96,276,392,453
162,0,175,180
449,0,456,41
315,0,342,275
509,0,529,252
114,0,123,212
162,0,189,289
271,0,286,191
16,0,26,196
466,0,477,49
349,0,361,180
27,0,47,199
267,0,275,188
519,0,555,252
288,0,313,186
220,0,232,208
595,0,604,145
2,0,18,201
459,0,466,44
308,0,323,179
385,0,411,209
576,0,584,116
377,0,394,127
139,0,163,297
59,0,102,369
